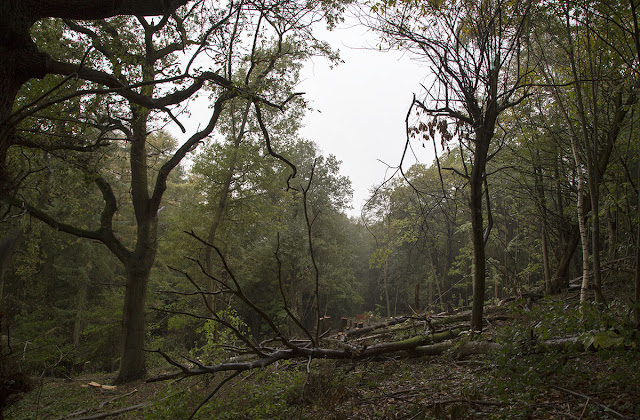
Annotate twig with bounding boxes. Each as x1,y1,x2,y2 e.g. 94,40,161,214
579,397,590,419
301,355,313,401
188,371,241,420
75,402,148,419
98,389,138,409
551,385,631,419
425,398,503,407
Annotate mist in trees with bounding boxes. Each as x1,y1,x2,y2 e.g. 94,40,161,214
1,0,640,416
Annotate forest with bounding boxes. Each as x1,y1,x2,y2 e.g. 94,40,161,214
1,0,640,418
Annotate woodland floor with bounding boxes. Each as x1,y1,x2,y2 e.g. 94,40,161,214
6,287,640,419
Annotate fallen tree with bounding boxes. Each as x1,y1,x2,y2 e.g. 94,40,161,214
147,185,601,419
148,311,589,383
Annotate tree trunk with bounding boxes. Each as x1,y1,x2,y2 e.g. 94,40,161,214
572,146,591,305
383,257,391,318
115,262,151,384
636,152,640,326
0,61,29,197
115,104,157,384
469,176,486,331
534,165,552,295
469,120,492,331
426,239,445,312
73,262,89,348
542,224,551,294
606,208,617,261
204,100,251,313
589,183,604,304
0,235,22,308
469,152,488,330
550,162,577,292
550,234,578,293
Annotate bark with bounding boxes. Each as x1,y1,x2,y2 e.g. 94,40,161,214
469,128,492,331
636,146,640,326
383,257,391,318
112,104,157,384
469,172,487,331
534,166,552,295
338,316,411,339
0,234,22,307
550,161,577,292
606,208,617,262
73,261,90,347
550,234,579,293
29,0,190,20
589,180,603,303
573,146,591,305
115,261,152,384
563,5,597,306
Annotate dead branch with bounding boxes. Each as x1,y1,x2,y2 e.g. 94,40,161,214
337,306,510,341
337,316,412,339
414,340,501,357
75,402,148,420
148,327,469,382
97,389,138,409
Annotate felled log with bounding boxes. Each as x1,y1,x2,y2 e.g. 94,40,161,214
338,316,411,339
414,335,585,358
414,340,500,357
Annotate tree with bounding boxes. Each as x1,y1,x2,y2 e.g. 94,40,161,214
4,0,335,383
0,0,193,198
367,0,533,330
191,137,355,335
534,0,636,303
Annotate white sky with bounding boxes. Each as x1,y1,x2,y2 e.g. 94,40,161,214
297,20,433,217
171,16,435,218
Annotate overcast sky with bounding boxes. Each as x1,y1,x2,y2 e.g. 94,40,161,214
297,20,433,217
170,16,435,217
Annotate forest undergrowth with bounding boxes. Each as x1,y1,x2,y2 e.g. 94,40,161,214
6,285,640,420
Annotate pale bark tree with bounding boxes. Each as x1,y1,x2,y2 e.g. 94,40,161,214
536,0,635,304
